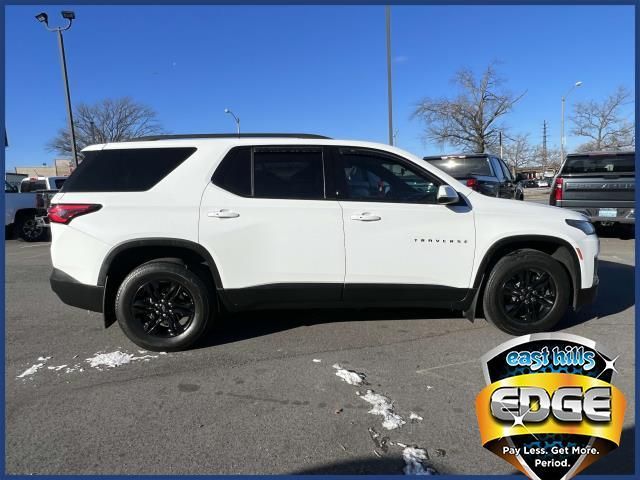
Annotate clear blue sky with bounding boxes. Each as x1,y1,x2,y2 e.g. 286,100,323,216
4,4,636,171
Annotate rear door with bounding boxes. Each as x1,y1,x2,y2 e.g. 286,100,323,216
492,157,516,199
335,147,476,305
199,145,345,308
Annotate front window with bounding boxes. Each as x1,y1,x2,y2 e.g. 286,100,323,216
339,149,439,203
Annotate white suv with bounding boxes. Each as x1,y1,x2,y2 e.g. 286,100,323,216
49,134,599,351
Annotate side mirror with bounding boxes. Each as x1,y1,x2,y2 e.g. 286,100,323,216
437,185,459,205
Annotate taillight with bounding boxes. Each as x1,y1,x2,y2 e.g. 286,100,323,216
466,178,478,190
554,177,564,202
48,204,102,224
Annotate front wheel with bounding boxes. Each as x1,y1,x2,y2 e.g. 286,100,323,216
115,261,212,351
482,249,570,335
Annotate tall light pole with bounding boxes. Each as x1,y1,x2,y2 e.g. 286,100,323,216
36,11,78,167
224,108,240,135
385,6,394,146
560,81,582,164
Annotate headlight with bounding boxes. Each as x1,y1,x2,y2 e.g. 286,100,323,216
565,219,596,235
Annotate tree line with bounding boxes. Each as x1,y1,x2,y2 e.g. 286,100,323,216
49,64,634,174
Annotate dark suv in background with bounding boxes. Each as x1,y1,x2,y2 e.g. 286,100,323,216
424,153,524,200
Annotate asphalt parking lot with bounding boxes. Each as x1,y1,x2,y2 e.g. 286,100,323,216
4,223,635,474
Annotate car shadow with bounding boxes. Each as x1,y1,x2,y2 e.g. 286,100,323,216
196,306,461,349
562,259,635,328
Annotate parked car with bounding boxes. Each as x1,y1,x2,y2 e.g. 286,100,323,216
537,179,550,188
49,134,598,350
550,151,635,227
5,181,45,241
522,179,538,188
424,153,524,200
5,176,68,241
19,176,67,192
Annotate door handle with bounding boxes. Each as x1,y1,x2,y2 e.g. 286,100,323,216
208,209,240,218
351,212,381,222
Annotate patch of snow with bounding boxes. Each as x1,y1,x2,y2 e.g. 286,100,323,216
17,362,45,378
409,412,423,421
86,351,160,370
359,390,406,430
87,351,134,369
402,447,436,475
47,365,68,371
333,364,366,385
312,359,322,363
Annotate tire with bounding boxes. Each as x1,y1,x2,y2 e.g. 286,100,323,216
115,261,213,351
482,249,570,335
15,213,47,242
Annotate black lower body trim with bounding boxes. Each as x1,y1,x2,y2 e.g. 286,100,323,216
220,283,474,311
575,282,598,310
50,268,104,313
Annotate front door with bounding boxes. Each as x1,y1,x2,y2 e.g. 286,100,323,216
334,147,476,305
199,145,345,308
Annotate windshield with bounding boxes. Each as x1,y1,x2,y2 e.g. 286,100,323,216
563,154,635,174
425,157,491,178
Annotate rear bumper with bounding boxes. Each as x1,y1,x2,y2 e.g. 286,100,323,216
556,202,635,224
50,268,104,313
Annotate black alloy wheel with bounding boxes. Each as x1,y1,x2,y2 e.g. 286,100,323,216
499,268,557,323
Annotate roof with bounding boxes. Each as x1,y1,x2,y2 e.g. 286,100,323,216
566,150,634,157
130,133,332,142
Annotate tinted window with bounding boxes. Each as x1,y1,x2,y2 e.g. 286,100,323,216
21,180,46,192
426,156,492,178
562,154,635,174
498,159,514,181
253,148,324,199
54,178,66,189
62,147,196,192
340,149,438,203
5,181,17,193
211,147,251,196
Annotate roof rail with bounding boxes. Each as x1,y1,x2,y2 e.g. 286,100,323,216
129,133,332,142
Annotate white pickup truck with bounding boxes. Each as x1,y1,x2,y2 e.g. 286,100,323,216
5,176,67,241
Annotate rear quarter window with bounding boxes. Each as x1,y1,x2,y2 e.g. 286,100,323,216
61,147,196,192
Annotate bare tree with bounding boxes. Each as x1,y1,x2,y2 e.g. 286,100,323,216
570,86,635,152
412,62,525,153
503,134,533,172
48,97,164,156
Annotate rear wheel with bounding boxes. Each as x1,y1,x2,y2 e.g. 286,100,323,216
115,261,212,351
482,249,570,335
15,213,47,242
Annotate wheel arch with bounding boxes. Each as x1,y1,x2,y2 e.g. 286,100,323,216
473,235,582,310
98,238,223,328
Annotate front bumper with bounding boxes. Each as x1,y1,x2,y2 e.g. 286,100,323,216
50,268,104,313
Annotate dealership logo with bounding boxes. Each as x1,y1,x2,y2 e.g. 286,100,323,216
476,334,625,480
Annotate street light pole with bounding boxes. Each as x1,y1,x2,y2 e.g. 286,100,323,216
560,81,582,165
385,6,394,146
36,11,78,167
224,108,240,135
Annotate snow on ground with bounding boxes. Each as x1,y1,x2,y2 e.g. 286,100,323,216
409,412,424,421
86,351,159,369
312,359,322,363
358,390,406,430
332,363,366,385
16,356,51,378
402,447,436,475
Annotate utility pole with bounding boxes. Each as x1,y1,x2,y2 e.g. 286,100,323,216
385,6,394,146
542,120,548,168
499,131,503,158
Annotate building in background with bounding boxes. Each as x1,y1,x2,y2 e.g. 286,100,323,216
13,158,73,177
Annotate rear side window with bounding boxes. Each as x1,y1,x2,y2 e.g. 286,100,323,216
562,154,635,174
61,147,196,192
253,148,324,199
211,147,251,196
54,178,66,189
426,156,492,178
